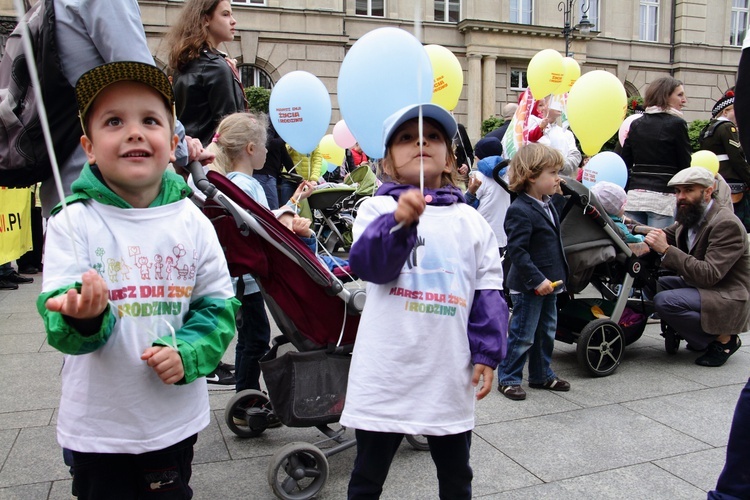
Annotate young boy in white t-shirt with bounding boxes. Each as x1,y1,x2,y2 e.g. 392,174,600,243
37,61,240,498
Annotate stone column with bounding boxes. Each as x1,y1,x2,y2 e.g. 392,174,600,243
467,53,483,144
482,55,497,123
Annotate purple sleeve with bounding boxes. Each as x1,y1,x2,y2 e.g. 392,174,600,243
468,289,508,367
348,213,418,284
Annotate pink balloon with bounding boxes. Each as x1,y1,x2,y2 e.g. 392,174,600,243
332,120,357,149
618,114,642,147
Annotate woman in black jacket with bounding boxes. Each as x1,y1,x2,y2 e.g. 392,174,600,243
620,77,691,228
166,0,247,146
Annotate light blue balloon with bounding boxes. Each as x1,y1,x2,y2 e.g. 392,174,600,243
269,71,332,155
338,27,433,159
323,159,337,173
581,151,628,189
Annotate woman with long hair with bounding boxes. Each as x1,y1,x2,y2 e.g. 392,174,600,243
620,77,691,228
166,0,247,146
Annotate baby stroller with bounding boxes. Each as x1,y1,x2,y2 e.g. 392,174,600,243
553,177,662,377
188,163,366,499
309,164,377,253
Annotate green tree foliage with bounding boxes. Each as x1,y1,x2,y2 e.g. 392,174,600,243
688,119,709,152
245,86,271,114
481,116,504,137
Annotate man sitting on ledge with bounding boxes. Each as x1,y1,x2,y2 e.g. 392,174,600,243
644,166,749,367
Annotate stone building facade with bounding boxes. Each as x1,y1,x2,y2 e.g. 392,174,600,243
1,0,744,142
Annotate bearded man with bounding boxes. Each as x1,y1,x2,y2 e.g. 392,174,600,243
644,166,750,367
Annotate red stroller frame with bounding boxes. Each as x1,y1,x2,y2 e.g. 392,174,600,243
188,163,365,500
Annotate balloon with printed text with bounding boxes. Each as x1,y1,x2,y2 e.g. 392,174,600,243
581,151,628,189
269,71,331,155
527,49,565,99
554,57,580,95
424,44,463,111
338,27,433,159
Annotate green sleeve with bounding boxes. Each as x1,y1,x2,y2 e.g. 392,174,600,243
159,295,240,384
37,285,116,355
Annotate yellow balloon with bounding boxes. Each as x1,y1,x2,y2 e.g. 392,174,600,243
567,70,627,156
527,49,565,99
553,57,581,95
691,150,720,175
425,44,464,111
318,134,345,166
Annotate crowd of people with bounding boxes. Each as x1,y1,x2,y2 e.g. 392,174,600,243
1,1,748,496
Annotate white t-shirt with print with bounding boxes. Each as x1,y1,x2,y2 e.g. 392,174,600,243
340,196,503,436
43,199,234,454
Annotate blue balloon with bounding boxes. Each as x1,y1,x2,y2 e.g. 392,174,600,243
323,159,337,173
338,27,433,159
269,71,332,154
581,151,628,189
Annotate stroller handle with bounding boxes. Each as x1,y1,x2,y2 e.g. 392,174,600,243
186,161,217,198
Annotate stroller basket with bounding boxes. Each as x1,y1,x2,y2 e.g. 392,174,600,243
261,338,351,427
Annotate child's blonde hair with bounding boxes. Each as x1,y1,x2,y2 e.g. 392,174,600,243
508,143,564,193
381,117,458,187
206,112,268,175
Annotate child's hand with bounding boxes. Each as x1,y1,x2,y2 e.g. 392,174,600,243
535,279,554,296
394,189,426,227
45,269,108,319
141,346,185,385
291,215,314,237
292,181,315,202
472,363,494,400
467,175,482,195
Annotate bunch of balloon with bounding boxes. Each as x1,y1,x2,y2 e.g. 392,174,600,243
567,70,627,156
318,134,346,167
691,150,720,175
527,49,565,100
581,152,628,189
338,27,433,159
269,71,331,154
424,44,463,111
332,120,357,149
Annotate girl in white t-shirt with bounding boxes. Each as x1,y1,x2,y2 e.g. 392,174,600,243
341,103,508,499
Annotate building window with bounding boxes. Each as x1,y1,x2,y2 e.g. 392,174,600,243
581,0,598,31
510,69,528,91
435,0,460,23
510,0,533,24
231,0,266,4
731,0,749,46
639,0,658,42
356,0,385,17
239,65,273,89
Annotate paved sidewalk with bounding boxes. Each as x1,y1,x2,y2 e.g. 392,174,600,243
1,276,747,499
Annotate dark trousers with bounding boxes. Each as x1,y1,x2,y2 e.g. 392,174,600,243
235,291,271,392
71,434,197,499
654,276,715,350
709,377,750,500
348,429,472,500
17,205,43,269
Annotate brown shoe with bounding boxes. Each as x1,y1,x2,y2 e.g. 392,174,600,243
529,378,571,391
499,385,527,400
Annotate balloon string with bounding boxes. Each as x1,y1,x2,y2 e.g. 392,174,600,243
13,0,82,273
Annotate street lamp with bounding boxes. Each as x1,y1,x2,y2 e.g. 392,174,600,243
559,0,594,57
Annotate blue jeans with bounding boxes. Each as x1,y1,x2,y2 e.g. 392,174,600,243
235,291,271,392
708,377,750,500
625,210,674,229
497,292,557,386
278,178,298,207
348,429,472,500
254,174,279,210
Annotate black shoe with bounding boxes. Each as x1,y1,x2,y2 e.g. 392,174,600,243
206,364,236,385
695,336,742,367
219,361,235,372
6,271,33,284
17,266,39,275
0,279,19,290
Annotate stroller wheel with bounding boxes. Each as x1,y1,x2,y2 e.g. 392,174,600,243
576,319,624,377
268,442,329,500
405,434,430,451
225,389,272,438
661,321,680,355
